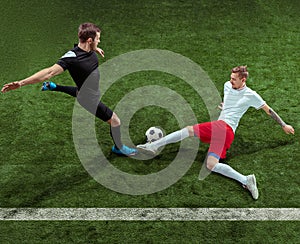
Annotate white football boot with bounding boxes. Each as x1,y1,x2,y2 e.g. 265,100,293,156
137,142,158,154
245,174,259,200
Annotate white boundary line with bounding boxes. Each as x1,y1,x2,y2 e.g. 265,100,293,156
0,208,299,221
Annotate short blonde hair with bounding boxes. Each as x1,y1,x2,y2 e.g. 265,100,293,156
231,66,249,79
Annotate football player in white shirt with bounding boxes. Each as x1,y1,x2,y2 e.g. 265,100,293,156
138,66,295,200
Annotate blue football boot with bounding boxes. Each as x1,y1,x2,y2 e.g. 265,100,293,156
41,81,57,91
112,145,138,156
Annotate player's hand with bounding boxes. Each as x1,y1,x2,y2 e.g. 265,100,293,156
96,48,105,58
218,102,224,110
1,81,21,93
282,125,295,135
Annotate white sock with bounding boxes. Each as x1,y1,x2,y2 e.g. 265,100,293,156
212,163,247,185
151,128,190,149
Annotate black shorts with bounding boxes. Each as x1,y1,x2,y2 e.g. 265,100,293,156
95,101,113,122
77,88,113,122
75,68,113,122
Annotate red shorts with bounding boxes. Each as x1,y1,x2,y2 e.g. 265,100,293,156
193,120,234,159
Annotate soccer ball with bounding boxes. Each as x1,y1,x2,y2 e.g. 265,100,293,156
145,127,164,143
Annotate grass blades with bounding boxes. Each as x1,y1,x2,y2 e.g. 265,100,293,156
0,0,299,242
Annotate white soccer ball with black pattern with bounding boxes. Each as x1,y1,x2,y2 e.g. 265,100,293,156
145,127,164,143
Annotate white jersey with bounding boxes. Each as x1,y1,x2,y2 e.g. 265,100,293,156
218,81,265,133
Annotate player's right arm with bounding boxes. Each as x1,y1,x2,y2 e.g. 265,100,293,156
1,64,64,93
261,104,295,135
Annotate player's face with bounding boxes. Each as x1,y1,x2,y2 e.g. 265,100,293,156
91,32,101,51
230,73,245,90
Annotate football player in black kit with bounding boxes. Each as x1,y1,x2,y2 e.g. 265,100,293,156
1,23,138,156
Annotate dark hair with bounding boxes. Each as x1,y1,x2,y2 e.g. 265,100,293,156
231,65,249,79
78,23,101,43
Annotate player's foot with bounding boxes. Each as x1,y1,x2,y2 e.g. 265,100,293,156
41,81,57,91
112,145,138,156
244,174,259,200
137,142,158,154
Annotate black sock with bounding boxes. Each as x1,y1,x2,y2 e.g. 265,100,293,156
54,85,78,97
110,126,123,150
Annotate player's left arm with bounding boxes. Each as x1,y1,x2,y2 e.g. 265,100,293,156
261,104,295,134
95,47,105,58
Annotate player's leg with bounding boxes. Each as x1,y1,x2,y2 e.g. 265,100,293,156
108,113,138,156
137,121,211,153
207,154,247,185
137,126,192,153
108,113,122,149
94,103,137,156
207,155,258,200
199,120,259,199
42,81,78,97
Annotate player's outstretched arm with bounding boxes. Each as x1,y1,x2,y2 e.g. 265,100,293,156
1,64,64,93
261,104,295,135
95,47,105,58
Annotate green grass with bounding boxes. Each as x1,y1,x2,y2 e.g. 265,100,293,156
0,0,299,242
1,221,299,243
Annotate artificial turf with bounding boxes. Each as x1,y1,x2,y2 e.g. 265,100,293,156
0,0,299,242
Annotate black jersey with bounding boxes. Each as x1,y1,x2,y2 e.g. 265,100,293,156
57,46,99,90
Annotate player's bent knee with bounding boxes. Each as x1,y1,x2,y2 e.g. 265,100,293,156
186,126,194,137
206,156,219,171
108,113,121,126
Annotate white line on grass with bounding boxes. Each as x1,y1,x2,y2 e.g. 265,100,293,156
0,208,299,221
